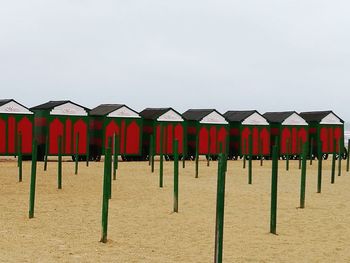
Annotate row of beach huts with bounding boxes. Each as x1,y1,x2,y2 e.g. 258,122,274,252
0,99,346,161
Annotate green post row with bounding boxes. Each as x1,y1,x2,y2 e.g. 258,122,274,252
270,145,279,234
173,140,179,213
29,139,38,219
299,144,307,208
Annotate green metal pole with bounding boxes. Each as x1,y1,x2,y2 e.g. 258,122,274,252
248,134,252,185
338,138,342,177
18,133,23,182
100,146,112,243
195,135,199,178
44,134,49,171
107,137,112,199
75,133,79,175
317,142,323,193
29,139,38,219
174,140,179,213
286,139,290,171
113,133,119,180
58,136,62,189
347,139,350,172
300,144,307,208
331,139,336,184
214,153,227,263
159,125,164,188
270,145,279,234
310,137,313,165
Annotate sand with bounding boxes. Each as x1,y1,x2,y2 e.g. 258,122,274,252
1,157,350,262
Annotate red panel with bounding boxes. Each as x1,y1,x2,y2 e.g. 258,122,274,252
199,127,209,154
328,127,334,152
0,117,5,154
7,116,16,154
65,119,72,154
126,121,140,154
260,128,270,155
334,127,342,152
120,120,126,154
167,124,173,154
49,118,64,155
17,117,33,154
217,127,227,153
280,128,291,154
105,120,120,149
174,124,183,154
209,126,217,154
241,127,250,154
73,119,87,154
320,127,328,152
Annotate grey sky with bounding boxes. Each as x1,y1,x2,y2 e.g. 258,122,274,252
1,1,349,120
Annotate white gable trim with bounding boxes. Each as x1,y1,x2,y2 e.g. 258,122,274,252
107,106,140,118
0,101,33,114
200,111,228,124
50,102,88,116
242,112,269,125
320,113,342,125
282,113,308,126
157,109,183,122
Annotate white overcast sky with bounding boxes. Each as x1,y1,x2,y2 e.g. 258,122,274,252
1,1,349,120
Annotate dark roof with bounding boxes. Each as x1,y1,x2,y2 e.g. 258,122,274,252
262,111,298,123
223,110,258,122
182,109,217,121
299,111,344,123
89,104,125,116
30,100,89,111
0,99,13,106
139,108,176,120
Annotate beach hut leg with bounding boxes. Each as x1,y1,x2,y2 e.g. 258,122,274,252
29,140,38,219
58,136,62,189
174,140,179,213
248,134,252,184
18,133,22,182
300,144,307,208
159,125,164,187
195,135,199,178
317,143,323,193
270,145,279,234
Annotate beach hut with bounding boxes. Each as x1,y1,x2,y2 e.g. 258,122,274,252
139,108,186,159
0,99,33,156
31,100,90,160
262,111,308,157
299,110,345,159
89,104,143,161
223,110,270,159
182,109,229,158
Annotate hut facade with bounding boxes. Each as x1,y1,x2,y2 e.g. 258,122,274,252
182,109,229,158
263,111,308,156
139,108,186,158
31,100,90,160
299,110,344,157
0,99,33,156
223,110,270,159
89,104,142,160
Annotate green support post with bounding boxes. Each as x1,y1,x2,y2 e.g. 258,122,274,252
174,140,179,213
29,139,38,219
75,133,79,175
113,133,119,180
286,139,290,171
338,138,342,177
310,137,313,165
44,134,49,171
248,134,252,185
107,137,112,199
317,142,323,193
300,144,307,208
100,146,112,243
331,139,336,184
18,133,23,182
195,135,199,178
347,139,350,172
159,125,164,188
58,136,62,189
270,145,279,234
214,153,227,263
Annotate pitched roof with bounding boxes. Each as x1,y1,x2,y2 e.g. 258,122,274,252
89,104,125,116
223,110,257,122
299,110,344,123
0,99,13,107
139,108,174,120
30,100,89,111
262,111,297,123
182,109,217,121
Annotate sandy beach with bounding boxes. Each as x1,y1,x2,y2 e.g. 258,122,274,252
1,157,350,262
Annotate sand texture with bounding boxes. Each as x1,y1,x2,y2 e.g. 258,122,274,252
1,157,350,262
